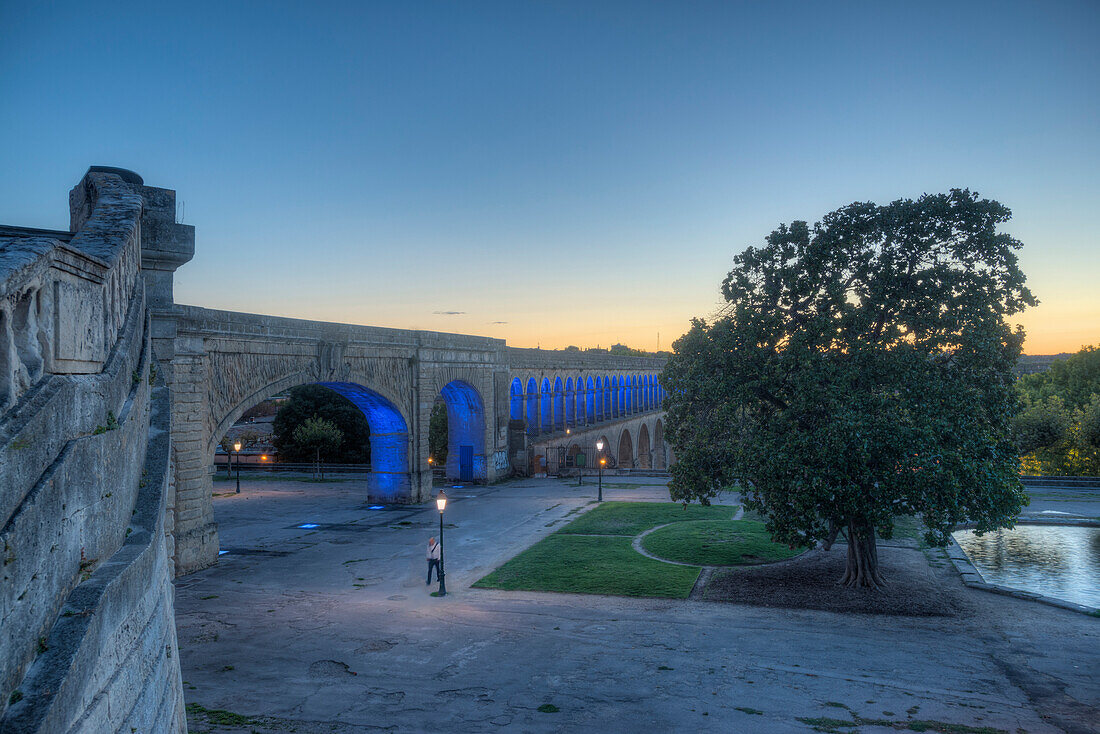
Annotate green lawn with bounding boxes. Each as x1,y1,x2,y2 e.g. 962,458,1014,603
556,501,737,536
641,519,803,566
472,534,701,598
473,501,743,598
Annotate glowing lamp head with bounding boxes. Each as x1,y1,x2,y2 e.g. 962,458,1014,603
261,454,268,461
233,440,242,453
566,428,571,435
600,458,606,466
596,439,604,452
436,490,448,513
428,456,433,464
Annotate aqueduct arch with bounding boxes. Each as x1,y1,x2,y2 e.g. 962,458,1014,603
638,423,652,469
618,429,634,468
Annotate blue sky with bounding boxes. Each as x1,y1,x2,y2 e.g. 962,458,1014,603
2,0,1097,352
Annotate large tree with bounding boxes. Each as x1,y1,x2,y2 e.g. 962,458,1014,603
292,416,343,479
662,190,1035,588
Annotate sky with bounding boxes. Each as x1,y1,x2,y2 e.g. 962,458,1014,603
1,1,1096,354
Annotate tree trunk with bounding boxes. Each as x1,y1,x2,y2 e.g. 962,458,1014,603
839,519,887,588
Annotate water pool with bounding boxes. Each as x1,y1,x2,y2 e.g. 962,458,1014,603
953,524,1100,609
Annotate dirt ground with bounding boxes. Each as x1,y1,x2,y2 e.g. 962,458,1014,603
704,544,973,617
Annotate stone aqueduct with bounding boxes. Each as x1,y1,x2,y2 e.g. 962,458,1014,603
0,168,668,731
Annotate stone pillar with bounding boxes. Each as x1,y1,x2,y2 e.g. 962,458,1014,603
169,339,219,574
138,184,194,370
135,181,199,575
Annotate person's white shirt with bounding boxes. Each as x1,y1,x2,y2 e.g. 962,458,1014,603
427,540,441,560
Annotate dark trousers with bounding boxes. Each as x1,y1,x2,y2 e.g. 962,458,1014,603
427,558,441,584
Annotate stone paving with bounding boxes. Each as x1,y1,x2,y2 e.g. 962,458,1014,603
176,476,1099,733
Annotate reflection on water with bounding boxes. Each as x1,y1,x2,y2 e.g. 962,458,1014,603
954,525,1100,609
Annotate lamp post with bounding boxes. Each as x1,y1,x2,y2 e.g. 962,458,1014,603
595,438,605,502
435,489,448,596
233,440,242,494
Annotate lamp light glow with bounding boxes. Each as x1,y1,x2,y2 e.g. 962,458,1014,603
233,440,242,453
596,439,604,451
436,490,448,513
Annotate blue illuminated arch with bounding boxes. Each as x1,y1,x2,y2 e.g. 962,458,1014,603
564,377,574,428
554,377,564,431
317,381,408,499
610,376,619,418
541,378,552,434
510,378,523,421
586,376,595,423
439,380,487,481
574,377,585,426
526,378,538,435
602,376,611,418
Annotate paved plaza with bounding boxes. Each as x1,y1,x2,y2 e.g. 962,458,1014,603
176,476,1099,733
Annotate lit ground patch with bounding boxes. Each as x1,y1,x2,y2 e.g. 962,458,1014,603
642,519,804,566
472,534,700,597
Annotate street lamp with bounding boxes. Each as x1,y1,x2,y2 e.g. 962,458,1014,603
435,490,448,596
233,440,242,494
595,438,605,502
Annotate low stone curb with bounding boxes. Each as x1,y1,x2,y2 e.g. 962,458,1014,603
944,535,1099,617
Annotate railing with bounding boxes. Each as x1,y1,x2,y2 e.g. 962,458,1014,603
1021,475,1100,489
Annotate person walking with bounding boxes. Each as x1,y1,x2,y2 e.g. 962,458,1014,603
426,536,442,585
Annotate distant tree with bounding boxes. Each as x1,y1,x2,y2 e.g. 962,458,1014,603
292,416,343,479
662,190,1035,588
1012,400,1071,455
217,429,262,478
1017,345,1100,412
609,343,648,357
1015,345,1100,476
564,345,581,352
429,401,448,466
272,385,370,463
217,436,235,478
1081,399,1100,452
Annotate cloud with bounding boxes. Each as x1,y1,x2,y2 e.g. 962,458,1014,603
488,321,508,325
432,310,465,315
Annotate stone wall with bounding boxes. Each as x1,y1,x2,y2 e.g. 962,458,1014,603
0,169,185,733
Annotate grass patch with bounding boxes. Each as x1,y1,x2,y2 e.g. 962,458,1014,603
558,501,736,536
473,534,699,598
185,702,258,727
796,712,1007,734
537,703,560,713
642,519,802,566
734,706,763,715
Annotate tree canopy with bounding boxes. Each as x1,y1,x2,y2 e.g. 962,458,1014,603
272,385,370,463
1017,345,1100,412
1012,344,1100,475
662,189,1034,587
